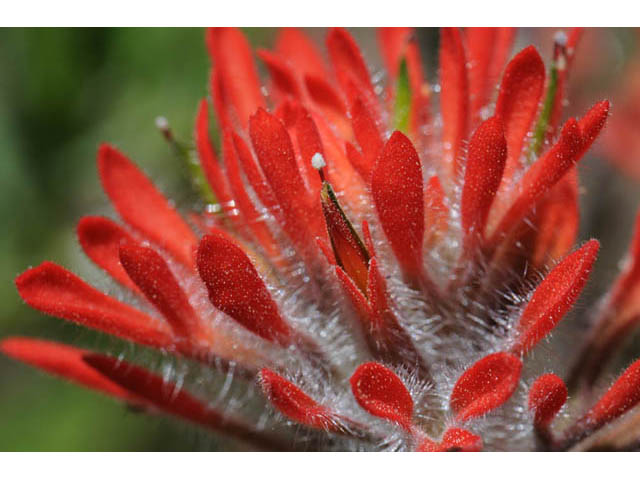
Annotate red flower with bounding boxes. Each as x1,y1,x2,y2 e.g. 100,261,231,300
3,27,639,451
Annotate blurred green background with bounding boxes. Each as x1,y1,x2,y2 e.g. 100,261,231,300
0,27,639,451
0,28,273,451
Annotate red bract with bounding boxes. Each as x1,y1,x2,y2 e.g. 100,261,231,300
451,352,522,421
6,27,633,452
76,215,140,292
581,358,640,433
196,232,292,346
494,46,545,182
259,369,345,432
350,362,414,431
15,262,175,348
528,374,568,427
512,240,599,355
439,27,469,174
119,244,207,343
97,144,197,268
461,116,507,246
372,131,424,280
441,428,483,452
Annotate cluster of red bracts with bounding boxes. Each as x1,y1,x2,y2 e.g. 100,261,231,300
3,27,640,451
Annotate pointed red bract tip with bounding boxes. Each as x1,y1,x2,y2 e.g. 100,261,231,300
583,357,640,432
259,369,342,432
439,27,469,173
491,117,584,242
196,232,292,345
441,428,483,452
465,28,515,123
15,262,174,348
372,131,424,279
461,116,507,243
76,216,139,292
327,27,374,97
350,97,383,180
495,45,545,177
249,108,324,256
512,240,599,356
528,373,567,427
119,244,206,343
578,100,610,155
451,352,522,421
350,362,414,431
257,49,302,99
0,337,130,400
97,143,197,268
206,28,264,128
276,28,327,80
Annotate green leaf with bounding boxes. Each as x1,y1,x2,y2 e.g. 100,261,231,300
393,57,412,134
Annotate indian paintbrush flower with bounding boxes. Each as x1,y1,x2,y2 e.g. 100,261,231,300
2,27,638,451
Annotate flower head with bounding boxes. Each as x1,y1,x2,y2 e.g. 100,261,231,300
3,27,639,451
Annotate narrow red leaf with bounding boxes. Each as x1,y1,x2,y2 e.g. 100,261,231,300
512,240,599,356
76,216,139,292
345,142,369,183
222,131,280,258
350,97,384,181
528,373,567,427
350,362,414,431
439,27,469,173
206,28,264,128
578,100,610,156
292,106,324,198
232,132,279,212
257,49,302,99
249,108,325,257
488,28,516,89
97,143,197,269
15,262,175,348
441,428,483,452
85,353,280,450
461,116,507,244
119,244,207,343
490,118,584,242
466,28,498,121
195,99,236,214
531,170,580,268
377,27,413,82
303,75,349,135
327,28,374,99
259,368,343,432
276,28,328,80
196,232,292,345
0,337,130,400
372,131,424,278
209,69,232,129
495,46,545,180
582,358,640,432
451,352,522,421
